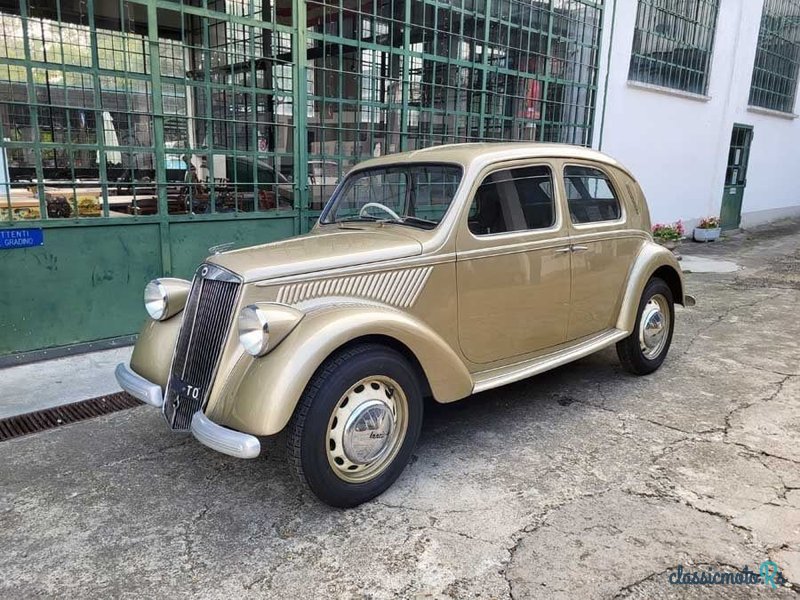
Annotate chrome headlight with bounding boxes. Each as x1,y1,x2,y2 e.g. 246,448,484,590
144,280,168,320
238,303,304,357
144,278,191,321
238,305,270,357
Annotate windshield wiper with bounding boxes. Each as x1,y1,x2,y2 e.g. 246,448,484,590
379,216,437,229
335,215,381,223
399,215,438,227
334,215,437,229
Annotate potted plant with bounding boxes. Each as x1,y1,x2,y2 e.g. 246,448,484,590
651,220,684,251
693,216,721,242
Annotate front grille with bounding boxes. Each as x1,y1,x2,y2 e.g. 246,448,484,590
163,264,241,430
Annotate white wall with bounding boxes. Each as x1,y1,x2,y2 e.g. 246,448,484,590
593,0,800,227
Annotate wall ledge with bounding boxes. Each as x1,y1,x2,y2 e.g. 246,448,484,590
746,105,798,120
626,80,712,103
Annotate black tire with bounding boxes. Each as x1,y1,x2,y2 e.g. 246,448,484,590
287,343,424,508
616,277,675,376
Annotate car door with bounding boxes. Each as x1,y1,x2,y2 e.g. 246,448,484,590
560,162,642,340
456,161,571,365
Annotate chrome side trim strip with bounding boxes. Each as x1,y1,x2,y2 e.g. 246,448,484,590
255,252,457,287
190,411,261,459
456,237,571,260
567,229,649,243
115,363,163,408
471,329,629,394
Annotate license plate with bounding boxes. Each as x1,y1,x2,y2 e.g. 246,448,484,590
163,376,204,427
170,376,203,403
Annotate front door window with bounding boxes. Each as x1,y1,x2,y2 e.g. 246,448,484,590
468,165,556,235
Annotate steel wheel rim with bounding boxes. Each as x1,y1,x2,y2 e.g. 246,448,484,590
326,376,408,483
639,293,670,360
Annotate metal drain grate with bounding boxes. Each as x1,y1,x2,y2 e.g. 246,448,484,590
0,392,142,442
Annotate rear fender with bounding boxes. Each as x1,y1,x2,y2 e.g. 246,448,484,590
616,242,686,333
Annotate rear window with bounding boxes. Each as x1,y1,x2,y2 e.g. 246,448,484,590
564,165,621,224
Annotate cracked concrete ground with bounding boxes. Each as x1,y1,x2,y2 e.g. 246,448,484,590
1,220,799,599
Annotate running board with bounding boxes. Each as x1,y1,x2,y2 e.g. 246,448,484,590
472,329,629,394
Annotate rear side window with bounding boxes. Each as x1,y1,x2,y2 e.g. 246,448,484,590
468,165,556,235
564,165,621,224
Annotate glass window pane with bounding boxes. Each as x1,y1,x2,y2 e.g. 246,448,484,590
564,165,622,224
468,165,555,235
323,164,462,227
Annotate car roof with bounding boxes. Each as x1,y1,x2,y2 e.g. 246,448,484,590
351,142,632,177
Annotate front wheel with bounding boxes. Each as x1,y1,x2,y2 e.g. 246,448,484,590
287,343,423,508
616,277,675,375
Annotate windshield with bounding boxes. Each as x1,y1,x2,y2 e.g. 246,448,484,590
320,164,462,229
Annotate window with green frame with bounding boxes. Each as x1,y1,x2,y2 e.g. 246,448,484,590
749,0,800,114
628,0,721,94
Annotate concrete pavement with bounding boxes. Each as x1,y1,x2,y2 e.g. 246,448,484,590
1,220,799,598
0,346,132,419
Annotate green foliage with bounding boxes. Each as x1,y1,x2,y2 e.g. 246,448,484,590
652,221,684,241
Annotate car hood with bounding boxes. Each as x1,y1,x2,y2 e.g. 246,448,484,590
206,226,424,282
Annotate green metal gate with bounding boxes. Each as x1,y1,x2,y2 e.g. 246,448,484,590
0,0,604,358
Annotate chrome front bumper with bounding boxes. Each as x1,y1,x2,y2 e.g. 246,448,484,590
114,362,260,459
190,411,261,459
115,363,163,407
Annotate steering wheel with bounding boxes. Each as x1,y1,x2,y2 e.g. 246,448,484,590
359,202,401,221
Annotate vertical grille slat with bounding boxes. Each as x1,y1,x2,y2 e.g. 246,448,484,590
162,265,241,430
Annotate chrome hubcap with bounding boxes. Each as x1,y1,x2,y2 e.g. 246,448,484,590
343,399,394,464
326,376,408,483
639,293,670,359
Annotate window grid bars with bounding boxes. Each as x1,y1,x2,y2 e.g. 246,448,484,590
628,0,720,95
749,0,800,114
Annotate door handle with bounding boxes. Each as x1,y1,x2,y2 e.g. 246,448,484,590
554,247,571,254
571,245,589,253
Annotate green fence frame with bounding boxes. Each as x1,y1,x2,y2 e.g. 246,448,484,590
0,0,605,357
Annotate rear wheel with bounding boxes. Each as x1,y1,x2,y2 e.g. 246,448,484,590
287,343,423,508
616,277,674,375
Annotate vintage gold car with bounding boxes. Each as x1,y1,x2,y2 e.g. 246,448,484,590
115,143,691,507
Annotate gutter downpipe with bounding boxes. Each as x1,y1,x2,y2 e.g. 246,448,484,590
598,0,618,151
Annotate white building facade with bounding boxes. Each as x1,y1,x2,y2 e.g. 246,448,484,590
593,0,800,228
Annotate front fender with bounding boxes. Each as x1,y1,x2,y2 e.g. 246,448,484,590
205,303,473,436
130,315,182,388
616,241,685,334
